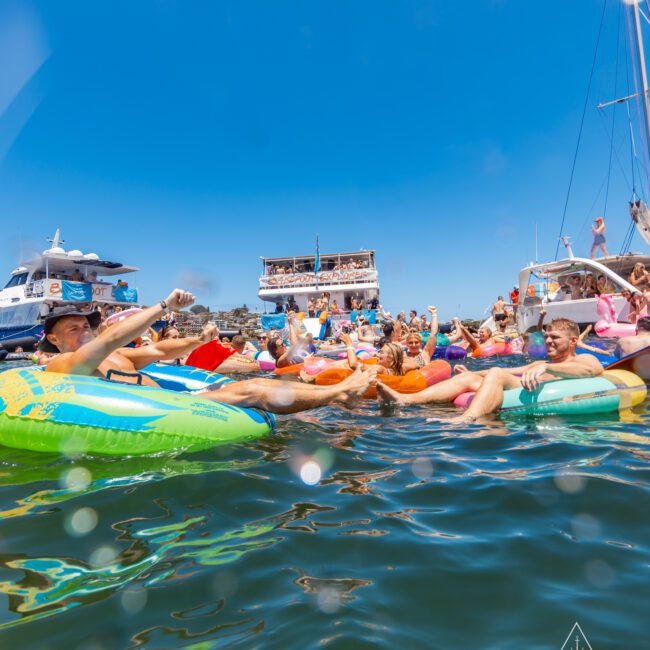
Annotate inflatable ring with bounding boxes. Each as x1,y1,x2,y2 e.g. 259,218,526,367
0,367,275,455
526,285,536,297
315,360,451,399
471,341,513,358
453,369,646,416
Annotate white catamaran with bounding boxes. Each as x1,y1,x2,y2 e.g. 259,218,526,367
514,1,650,333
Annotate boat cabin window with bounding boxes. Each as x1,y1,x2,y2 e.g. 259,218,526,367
3,273,28,289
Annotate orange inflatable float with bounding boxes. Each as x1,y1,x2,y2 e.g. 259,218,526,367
314,360,451,399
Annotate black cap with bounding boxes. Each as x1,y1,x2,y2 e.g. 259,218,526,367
38,306,102,353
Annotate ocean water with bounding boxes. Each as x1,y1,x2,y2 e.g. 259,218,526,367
0,358,649,649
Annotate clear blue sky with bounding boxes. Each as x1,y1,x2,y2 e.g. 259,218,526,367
1,0,646,320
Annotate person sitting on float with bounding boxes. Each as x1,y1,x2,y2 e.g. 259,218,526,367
377,318,603,422
615,316,650,357
451,318,494,352
356,314,376,344
619,288,649,323
267,312,310,368
41,291,376,414
403,306,439,372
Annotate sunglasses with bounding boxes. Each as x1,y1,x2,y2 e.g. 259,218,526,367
258,336,268,340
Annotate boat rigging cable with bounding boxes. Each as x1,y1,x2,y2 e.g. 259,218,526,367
555,0,608,261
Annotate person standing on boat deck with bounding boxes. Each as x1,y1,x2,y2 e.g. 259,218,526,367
492,296,509,324
40,291,375,414
590,216,610,259
377,318,604,422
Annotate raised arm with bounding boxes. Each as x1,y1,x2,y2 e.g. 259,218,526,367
339,332,359,369
121,324,218,369
453,317,480,351
46,289,195,375
536,309,546,333
423,306,438,357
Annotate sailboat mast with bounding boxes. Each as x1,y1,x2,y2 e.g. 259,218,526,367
632,1,650,161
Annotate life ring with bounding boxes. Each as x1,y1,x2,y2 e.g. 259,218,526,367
314,360,451,399
453,369,646,416
0,366,275,455
526,285,536,297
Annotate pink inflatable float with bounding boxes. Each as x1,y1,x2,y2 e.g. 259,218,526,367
594,295,636,338
105,307,142,327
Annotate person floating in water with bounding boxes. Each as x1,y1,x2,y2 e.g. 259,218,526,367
40,289,377,414
590,216,610,259
377,318,603,422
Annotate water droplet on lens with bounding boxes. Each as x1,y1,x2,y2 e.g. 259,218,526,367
65,507,98,537
571,514,600,541
300,460,322,485
121,588,148,614
412,457,433,480
554,472,586,494
61,466,92,491
585,559,614,588
274,383,295,407
317,587,340,614
89,545,118,567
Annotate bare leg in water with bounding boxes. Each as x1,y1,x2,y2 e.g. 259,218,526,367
377,367,524,422
199,366,378,414
376,371,485,405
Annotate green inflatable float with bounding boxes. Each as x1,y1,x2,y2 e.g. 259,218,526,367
0,366,275,455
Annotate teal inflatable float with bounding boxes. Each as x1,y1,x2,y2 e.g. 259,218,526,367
0,365,274,455
454,369,646,417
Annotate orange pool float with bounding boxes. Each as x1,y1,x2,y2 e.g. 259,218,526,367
314,359,451,399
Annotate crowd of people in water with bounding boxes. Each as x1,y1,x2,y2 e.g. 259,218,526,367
16,285,649,422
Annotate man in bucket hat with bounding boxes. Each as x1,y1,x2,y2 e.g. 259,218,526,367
42,289,374,414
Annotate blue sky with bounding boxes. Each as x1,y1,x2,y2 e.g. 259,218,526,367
0,0,646,320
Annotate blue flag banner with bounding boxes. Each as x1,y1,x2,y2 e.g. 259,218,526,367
261,314,287,331
112,286,139,303
62,281,92,302
314,236,321,273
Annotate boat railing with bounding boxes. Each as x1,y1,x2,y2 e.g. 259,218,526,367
23,279,138,304
259,269,378,289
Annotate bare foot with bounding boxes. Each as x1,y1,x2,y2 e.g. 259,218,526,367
299,369,316,383
376,381,408,404
334,366,375,409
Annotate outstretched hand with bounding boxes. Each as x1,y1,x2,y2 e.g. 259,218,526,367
165,289,196,311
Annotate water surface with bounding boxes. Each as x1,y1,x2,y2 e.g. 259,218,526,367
0,358,648,648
